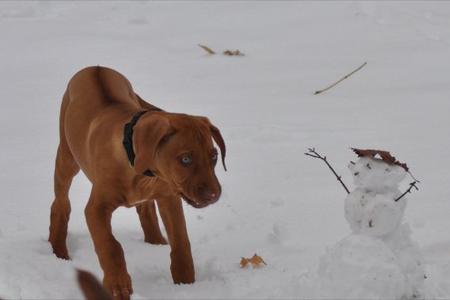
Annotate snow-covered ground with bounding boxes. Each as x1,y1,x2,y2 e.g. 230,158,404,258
1,1,450,299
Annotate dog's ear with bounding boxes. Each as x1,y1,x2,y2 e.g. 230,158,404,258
197,117,227,171
210,124,227,171
133,114,174,175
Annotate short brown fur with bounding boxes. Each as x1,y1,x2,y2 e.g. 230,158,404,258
49,66,226,300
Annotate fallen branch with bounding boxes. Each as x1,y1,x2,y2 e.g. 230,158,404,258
198,44,216,55
305,148,350,194
314,62,367,95
394,181,419,202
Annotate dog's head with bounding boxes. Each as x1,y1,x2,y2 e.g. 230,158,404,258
133,112,226,208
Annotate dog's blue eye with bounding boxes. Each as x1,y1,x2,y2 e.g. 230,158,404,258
212,153,218,162
181,155,192,165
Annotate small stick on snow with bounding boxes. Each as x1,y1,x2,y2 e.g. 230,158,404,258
394,181,419,202
314,62,367,95
198,44,216,55
305,148,350,194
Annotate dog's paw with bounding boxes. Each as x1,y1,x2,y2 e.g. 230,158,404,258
171,259,195,284
144,236,168,245
103,272,133,300
173,277,195,285
173,274,195,285
54,251,71,260
50,244,70,260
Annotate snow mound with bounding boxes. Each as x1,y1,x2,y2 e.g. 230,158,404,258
318,229,425,299
319,234,406,299
384,224,426,297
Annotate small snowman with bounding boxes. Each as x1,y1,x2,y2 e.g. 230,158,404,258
345,149,408,237
307,148,424,299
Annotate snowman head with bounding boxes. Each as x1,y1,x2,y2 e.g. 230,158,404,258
348,157,406,191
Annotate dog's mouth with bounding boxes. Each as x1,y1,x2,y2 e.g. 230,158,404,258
181,193,210,209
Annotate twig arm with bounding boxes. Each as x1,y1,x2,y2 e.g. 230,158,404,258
394,181,419,202
305,148,350,194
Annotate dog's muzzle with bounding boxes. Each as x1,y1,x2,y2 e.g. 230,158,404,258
181,192,219,208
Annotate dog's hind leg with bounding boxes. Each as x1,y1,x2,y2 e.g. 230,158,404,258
49,92,80,259
49,143,79,259
136,200,168,245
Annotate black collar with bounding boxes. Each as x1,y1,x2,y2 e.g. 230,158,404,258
122,110,156,177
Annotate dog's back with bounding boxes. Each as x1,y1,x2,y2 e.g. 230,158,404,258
64,66,141,132
67,66,139,108
60,66,143,175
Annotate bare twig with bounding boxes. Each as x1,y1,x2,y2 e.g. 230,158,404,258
198,44,216,55
305,148,350,194
314,62,367,95
395,181,419,202
407,171,420,183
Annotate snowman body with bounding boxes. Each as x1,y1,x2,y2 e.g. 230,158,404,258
319,157,424,299
345,157,407,237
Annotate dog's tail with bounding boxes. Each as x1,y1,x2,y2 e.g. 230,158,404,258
76,269,112,300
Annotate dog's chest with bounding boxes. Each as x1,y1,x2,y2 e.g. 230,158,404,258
127,198,150,207
123,176,162,207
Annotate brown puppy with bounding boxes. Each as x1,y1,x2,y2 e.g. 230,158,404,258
48,66,226,300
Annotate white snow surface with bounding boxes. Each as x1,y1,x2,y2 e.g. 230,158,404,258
1,1,450,299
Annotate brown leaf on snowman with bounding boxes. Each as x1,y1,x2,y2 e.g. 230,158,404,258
351,148,409,172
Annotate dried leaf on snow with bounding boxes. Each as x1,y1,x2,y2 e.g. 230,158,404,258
223,49,245,56
240,254,267,268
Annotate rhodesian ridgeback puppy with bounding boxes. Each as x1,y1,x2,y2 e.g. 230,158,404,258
48,66,226,300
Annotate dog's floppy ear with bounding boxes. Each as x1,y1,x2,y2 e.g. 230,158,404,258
133,114,174,175
197,117,227,171
210,124,227,171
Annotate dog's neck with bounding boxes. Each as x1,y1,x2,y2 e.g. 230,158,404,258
122,110,156,177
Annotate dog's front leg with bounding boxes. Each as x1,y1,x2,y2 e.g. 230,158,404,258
136,200,168,245
157,196,195,284
85,188,132,300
